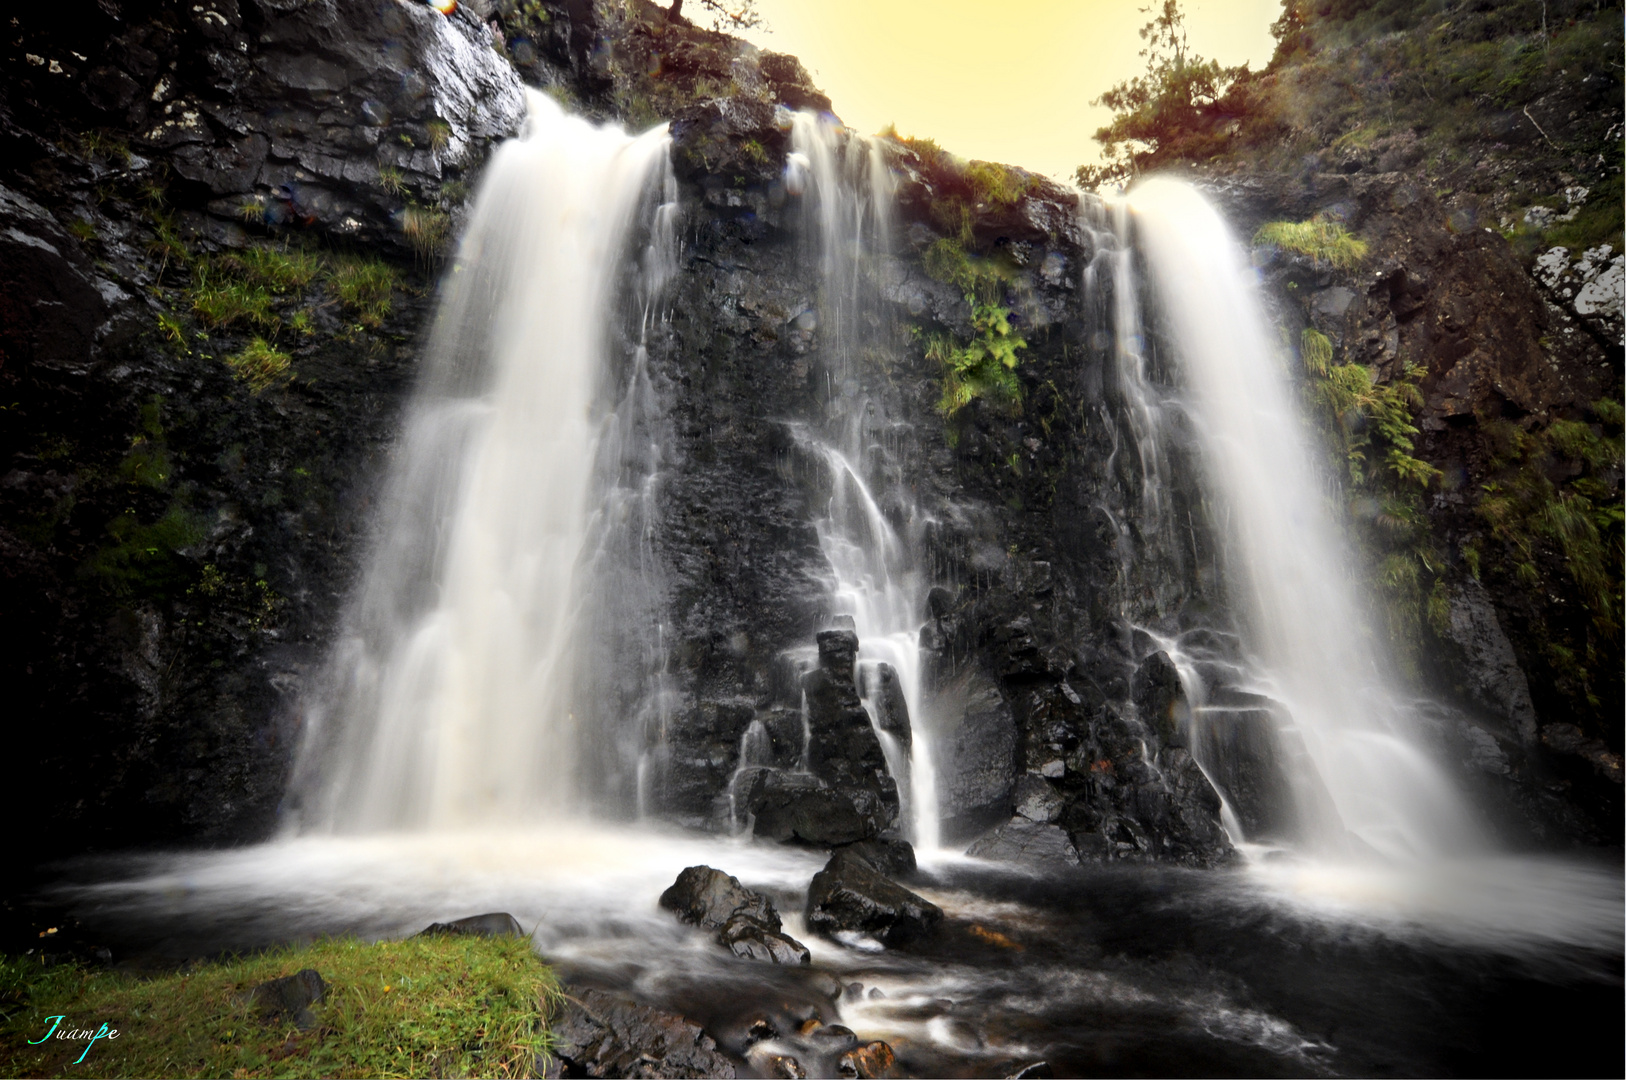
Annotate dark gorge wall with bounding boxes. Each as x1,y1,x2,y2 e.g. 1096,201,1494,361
2,0,1615,888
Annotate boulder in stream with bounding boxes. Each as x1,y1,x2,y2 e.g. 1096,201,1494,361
660,865,810,965
805,850,942,947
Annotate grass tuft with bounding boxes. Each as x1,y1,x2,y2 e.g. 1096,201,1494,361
1254,217,1369,269
225,337,294,395
326,258,397,328
0,934,560,1080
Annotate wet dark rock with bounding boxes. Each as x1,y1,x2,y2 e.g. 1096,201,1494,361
866,662,912,750
659,865,809,965
719,915,811,965
1131,651,1188,749
764,1054,808,1078
1011,774,1063,823
1441,578,1539,745
749,772,879,846
418,912,525,938
801,630,899,832
805,850,942,947
660,865,777,930
248,968,326,1031
1191,708,1297,842
833,837,917,876
544,987,738,1079
967,817,1080,869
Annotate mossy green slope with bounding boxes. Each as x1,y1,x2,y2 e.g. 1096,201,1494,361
0,935,559,1079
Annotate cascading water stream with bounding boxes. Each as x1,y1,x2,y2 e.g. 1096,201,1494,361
1123,177,1481,861
290,91,674,832
788,112,942,852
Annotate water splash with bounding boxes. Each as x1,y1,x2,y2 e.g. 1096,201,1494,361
290,92,675,831
788,112,942,852
1124,177,1480,861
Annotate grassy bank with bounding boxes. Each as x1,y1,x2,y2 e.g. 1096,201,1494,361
0,934,560,1079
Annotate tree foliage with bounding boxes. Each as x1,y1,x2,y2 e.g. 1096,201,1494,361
667,0,761,32
1077,0,1249,187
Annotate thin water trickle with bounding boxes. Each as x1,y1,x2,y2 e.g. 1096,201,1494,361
789,112,942,853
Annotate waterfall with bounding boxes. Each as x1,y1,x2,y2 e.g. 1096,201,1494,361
290,91,675,831
1124,177,1480,861
788,112,942,852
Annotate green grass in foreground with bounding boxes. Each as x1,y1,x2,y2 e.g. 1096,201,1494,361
0,934,559,1079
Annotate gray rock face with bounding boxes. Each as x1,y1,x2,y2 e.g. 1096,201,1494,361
1192,707,1298,843
805,850,942,947
967,817,1080,869
1011,774,1063,823
867,662,912,750
543,988,738,1079
933,668,1018,831
1131,650,1188,749
1444,578,1539,744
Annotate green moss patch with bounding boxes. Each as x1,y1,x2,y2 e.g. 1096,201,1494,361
0,935,560,1080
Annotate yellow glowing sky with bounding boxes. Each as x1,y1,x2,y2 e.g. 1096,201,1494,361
744,0,1280,182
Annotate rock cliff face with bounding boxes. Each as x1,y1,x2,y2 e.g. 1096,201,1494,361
1,0,1614,884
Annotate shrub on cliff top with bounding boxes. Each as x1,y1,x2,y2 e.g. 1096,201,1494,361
0,934,559,1080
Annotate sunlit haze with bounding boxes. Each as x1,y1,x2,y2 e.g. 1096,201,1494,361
745,0,1280,181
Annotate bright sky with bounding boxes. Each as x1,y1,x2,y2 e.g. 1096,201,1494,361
743,0,1281,182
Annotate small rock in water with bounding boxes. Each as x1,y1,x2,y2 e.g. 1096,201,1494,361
247,968,326,1030
660,865,811,965
765,1054,807,1079
543,987,736,1079
805,850,943,947
843,980,865,1001
417,912,526,938
839,1040,899,1079
868,986,885,1000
